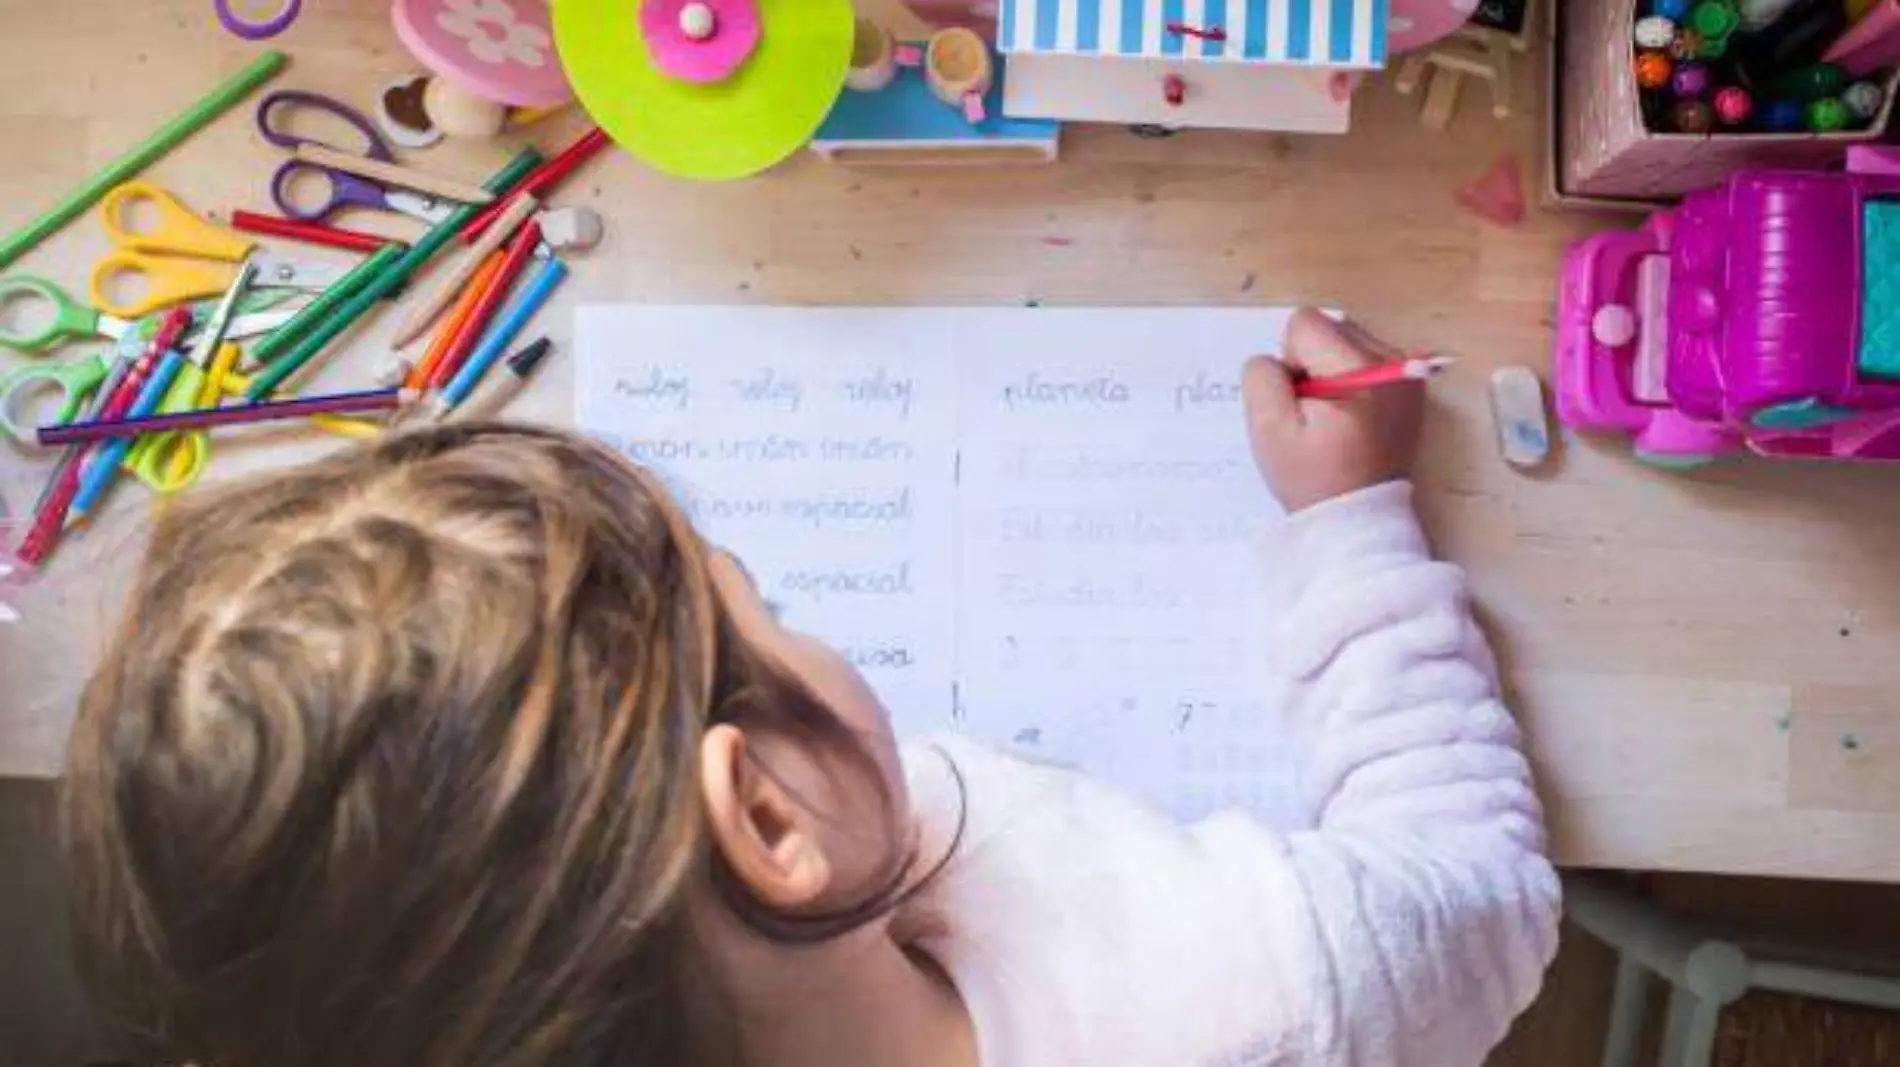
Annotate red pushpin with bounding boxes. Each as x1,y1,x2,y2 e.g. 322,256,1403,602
1163,74,1186,106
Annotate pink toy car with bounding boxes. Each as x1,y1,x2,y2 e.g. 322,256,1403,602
1555,146,1900,465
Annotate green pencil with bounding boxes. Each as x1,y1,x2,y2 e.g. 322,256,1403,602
249,244,405,364
0,52,286,272
245,148,544,401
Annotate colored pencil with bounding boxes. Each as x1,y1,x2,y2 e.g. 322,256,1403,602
29,357,130,517
445,336,555,422
440,256,567,408
232,210,398,254
250,243,405,364
0,52,285,271
1293,356,1456,400
292,145,497,205
244,149,543,402
71,346,193,521
406,251,505,390
429,221,543,390
17,310,192,560
39,387,413,445
390,193,540,347
18,309,192,562
460,127,609,242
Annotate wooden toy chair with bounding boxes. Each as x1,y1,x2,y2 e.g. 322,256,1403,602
1392,3,1533,130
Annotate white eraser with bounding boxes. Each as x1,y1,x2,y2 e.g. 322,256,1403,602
1490,365,1552,469
540,207,605,252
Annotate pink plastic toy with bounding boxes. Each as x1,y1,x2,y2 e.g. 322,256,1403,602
1555,146,1900,465
392,0,573,107
1388,0,1482,54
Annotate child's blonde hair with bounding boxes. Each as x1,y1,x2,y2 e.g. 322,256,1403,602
62,424,918,1067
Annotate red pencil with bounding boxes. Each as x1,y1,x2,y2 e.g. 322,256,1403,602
430,220,544,390
16,308,192,565
458,127,608,243
231,211,399,254
1293,356,1455,400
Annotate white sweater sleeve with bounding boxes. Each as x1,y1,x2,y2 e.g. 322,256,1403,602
1199,480,1561,1067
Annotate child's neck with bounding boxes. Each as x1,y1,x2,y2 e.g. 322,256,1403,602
716,916,977,1067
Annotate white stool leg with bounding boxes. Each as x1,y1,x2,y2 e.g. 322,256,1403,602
1602,953,1654,1067
1659,987,1721,1067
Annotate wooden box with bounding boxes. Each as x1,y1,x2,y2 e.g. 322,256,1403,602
1560,0,1899,201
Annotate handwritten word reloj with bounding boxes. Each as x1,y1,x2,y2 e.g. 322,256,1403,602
577,306,1305,825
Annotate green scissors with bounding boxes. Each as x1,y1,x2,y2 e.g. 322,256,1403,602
0,274,137,354
0,295,300,445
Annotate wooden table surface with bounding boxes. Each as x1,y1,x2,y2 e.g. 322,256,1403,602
6,0,1900,880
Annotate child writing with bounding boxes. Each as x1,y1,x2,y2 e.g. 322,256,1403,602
62,308,1560,1067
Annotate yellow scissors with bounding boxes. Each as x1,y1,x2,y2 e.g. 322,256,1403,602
89,182,347,319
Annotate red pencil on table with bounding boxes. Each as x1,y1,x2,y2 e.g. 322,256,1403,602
16,308,192,565
1293,356,1455,400
231,211,400,254
430,220,543,390
459,127,608,243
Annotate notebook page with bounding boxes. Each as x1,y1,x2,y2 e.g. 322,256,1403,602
953,309,1304,827
574,306,962,734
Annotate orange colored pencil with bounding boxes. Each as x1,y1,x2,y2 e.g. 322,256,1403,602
407,250,505,391
430,221,543,391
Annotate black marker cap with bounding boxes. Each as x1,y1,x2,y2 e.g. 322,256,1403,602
505,337,554,377
1732,0,1845,83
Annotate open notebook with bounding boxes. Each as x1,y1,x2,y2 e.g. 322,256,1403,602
576,306,1303,826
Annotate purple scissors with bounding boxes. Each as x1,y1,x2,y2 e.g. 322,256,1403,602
255,90,455,226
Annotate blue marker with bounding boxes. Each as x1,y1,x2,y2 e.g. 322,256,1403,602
439,255,568,411
70,345,189,520
1761,98,1806,130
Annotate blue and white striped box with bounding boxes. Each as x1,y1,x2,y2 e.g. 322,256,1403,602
999,0,1389,69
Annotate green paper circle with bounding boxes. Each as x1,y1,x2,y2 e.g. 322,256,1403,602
556,0,853,182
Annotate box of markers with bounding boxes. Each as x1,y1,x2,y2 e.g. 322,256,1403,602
1557,0,1899,201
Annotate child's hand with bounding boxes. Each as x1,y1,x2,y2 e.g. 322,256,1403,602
1242,308,1424,512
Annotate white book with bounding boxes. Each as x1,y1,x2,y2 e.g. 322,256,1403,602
576,306,1302,826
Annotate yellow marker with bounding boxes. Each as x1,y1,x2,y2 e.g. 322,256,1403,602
310,415,383,439
153,340,244,486
201,341,242,405
219,370,386,441
508,103,570,128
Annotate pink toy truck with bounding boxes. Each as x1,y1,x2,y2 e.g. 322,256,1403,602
1555,146,1900,466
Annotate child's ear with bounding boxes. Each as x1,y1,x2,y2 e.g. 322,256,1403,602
699,724,833,910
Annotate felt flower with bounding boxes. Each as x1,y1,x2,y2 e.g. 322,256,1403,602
436,0,552,68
